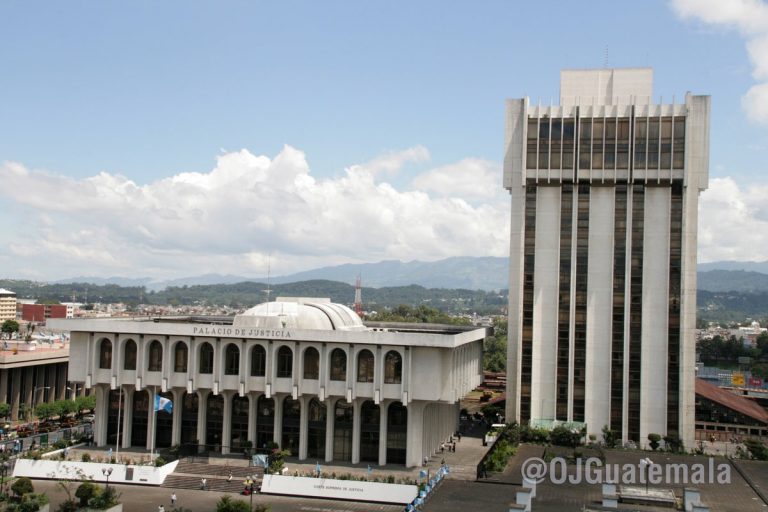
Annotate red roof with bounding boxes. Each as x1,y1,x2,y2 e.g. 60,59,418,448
696,378,768,424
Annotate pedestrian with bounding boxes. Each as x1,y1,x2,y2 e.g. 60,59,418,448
440,442,445,453
158,505,165,512
457,432,462,442
228,471,232,482
201,477,207,490
423,456,429,466
170,492,176,506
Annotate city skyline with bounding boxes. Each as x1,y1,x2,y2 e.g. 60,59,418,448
1,1,767,280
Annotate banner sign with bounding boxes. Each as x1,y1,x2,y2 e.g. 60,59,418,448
261,474,418,504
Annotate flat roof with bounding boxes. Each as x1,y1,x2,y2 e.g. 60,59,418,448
48,316,488,349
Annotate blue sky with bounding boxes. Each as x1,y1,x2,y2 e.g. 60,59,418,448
1,0,767,280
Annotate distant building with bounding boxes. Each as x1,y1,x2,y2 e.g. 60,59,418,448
504,68,710,448
0,289,16,322
21,304,68,323
695,378,768,442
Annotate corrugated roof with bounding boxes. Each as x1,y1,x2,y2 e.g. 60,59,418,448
696,378,768,424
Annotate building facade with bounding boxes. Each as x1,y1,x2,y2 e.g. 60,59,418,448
51,297,485,467
0,346,73,421
504,68,709,447
21,304,68,323
0,289,16,322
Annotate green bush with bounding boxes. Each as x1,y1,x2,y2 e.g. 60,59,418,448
602,425,618,448
550,426,582,448
81,452,91,462
88,486,120,510
486,439,516,472
55,499,78,512
75,482,98,507
744,438,768,460
648,433,662,451
11,477,34,497
6,492,49,512
155,456,166,467
215,495,251,512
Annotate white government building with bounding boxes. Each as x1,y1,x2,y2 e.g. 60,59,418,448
50,298,485,467
504,68,709,448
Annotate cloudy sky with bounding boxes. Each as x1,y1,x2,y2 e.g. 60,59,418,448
1,0,768,281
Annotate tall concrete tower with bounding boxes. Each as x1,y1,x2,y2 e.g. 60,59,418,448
503,68,709,447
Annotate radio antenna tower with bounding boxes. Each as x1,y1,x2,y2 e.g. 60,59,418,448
354,274,363,317
265,257,272,302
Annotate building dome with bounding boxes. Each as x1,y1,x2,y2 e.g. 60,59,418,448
233,297,366,331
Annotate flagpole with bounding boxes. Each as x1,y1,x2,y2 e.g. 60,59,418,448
115,386,122,462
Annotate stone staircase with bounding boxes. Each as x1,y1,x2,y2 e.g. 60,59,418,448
162,460,264,494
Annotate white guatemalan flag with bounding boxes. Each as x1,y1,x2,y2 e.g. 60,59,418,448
154,395,173,414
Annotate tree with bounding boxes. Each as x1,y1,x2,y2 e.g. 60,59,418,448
484,319,507,372
602,425,618,449
75,395,96,416
75,482,98,508
11,477,34,497
0,403,10,421
215,496,251,512
34,402,52,421
1,320,19,338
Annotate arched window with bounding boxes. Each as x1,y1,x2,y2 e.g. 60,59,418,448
99,339,112,369
357,349,374,383
174,342,188,373
303,347,319,379
250,345,266,377
148,340,163,372
225,344,240,375
199,342,214,374
277,346,293,378
123,339,137,370
384,350,402,384
330,348,347,381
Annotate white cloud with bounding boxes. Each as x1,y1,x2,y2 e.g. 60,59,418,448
698,176,768,261
0,146,509,280
410,158,505,203
671,0,768,123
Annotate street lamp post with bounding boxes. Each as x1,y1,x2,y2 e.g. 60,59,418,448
249,474,258,512
1,461,8,498
102,467,113,491
640,457,653,495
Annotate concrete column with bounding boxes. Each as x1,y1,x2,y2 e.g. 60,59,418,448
122,388,133,449
298,395,308,460
95,385,109,446
247,393,259,445
273,394,283,448
11,369,20,420
222,392,232,454
324,398,335,462
197,389,210,451
640,186,671,444
146,387,157,452
47,365,57,403
407,402,425,468
171,388,183,446
23,368,33,419
351,398,361,464
379,401,388,467
57,363,67,401
0,369,9,405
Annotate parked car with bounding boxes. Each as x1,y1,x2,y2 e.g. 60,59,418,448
81,414,95,424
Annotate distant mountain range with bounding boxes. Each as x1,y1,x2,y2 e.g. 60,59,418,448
50,257,768,293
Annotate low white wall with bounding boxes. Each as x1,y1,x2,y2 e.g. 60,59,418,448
13,459,179,486
261,474,418,504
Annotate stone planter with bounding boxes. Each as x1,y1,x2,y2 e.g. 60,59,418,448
81,504,122,512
